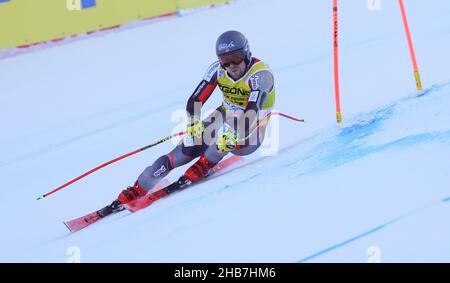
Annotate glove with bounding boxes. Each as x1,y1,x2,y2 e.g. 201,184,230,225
186,117,205,138
216,131,240,153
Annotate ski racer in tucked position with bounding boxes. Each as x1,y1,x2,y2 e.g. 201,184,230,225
111,30,276,211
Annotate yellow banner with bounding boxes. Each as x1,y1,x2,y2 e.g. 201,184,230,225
177,0,229,10
0,0,230,49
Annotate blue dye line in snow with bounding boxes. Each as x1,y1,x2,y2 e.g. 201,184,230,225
297,196,450,263
290,83,450,177
298,130,450,177
297,217,401,263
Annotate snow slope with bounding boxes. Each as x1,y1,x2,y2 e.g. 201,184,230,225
0,0,449,262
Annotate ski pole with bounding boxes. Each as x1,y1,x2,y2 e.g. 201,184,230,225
37,112,304,200
36,131,186,200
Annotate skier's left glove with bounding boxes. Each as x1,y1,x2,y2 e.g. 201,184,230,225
216,130,240,153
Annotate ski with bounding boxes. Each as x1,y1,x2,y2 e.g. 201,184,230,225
62,178,171,233
123,155,244,212
63,200,124,233
63,155,244,233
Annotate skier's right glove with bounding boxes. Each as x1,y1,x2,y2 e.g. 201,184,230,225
186,117,205,138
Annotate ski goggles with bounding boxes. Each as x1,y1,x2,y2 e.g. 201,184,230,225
218,50,245,68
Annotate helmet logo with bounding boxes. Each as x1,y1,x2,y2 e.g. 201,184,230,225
218,41,235,51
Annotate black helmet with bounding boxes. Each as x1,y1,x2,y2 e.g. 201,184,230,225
215,30,252,64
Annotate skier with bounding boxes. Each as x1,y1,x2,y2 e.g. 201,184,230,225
116,30,276,205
